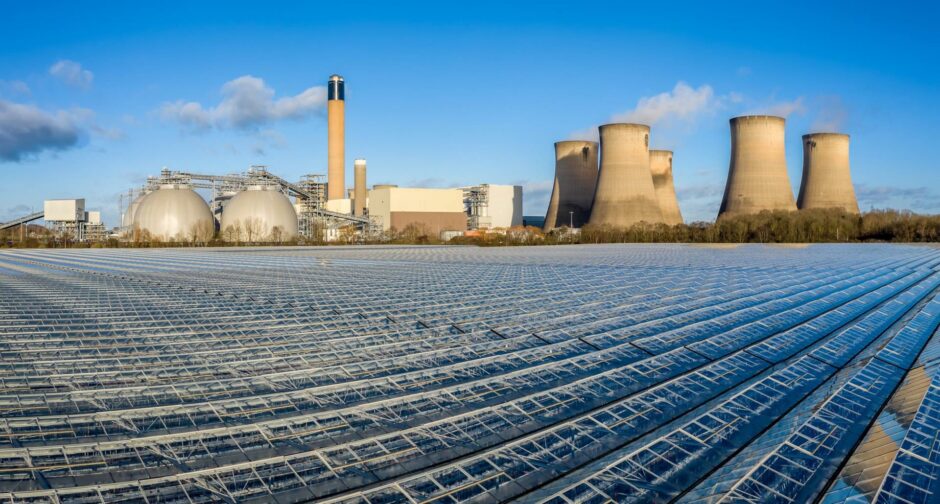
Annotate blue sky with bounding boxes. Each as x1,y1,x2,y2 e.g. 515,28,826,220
1,1,938,224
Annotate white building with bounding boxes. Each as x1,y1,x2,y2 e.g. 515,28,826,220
464,184,523,229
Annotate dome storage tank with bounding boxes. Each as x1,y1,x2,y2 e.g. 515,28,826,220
220,185,298,242
133,184,214,241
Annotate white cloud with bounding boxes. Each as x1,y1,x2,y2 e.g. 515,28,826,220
0,100,84,162
49,60,94,89
570,82,719,140
160,75,327,131
612,82,717,125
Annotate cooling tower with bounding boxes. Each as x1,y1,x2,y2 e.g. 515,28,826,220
221,186,298,242
354,159,367,216
718,115,796,218
587,123,663,227
543,141,597,230
797,133,859,213
133,185,213,241
327,74,345,201
649,150,683,225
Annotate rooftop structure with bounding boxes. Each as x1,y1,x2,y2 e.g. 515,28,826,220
1,245,938,502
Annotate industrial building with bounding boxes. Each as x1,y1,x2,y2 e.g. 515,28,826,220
0,199,106,242
798,133,860,213
464,184,523,229
718,115,797,218
649,149,683,225
1,244,938,503
588,123,664,227
368,185,467,235
543,141,598,230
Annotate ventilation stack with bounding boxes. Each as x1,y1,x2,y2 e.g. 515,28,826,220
649,150,683,225
327,74,345,200
354,159,367,216
543,141,598,230
587,123,663,227
797,133,859,213
718,115,796,218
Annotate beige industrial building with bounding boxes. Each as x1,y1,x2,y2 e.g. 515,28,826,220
797,133,859,213
369,186,467,235
544,141,598,230
588,123,663,227
220,185,298,241
718,115,797,218
327,75,345,201
649,150,683,225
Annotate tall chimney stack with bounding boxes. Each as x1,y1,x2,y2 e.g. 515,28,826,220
354,159,367,216
797,133,859,213
327,74,345,201
718,115,796,218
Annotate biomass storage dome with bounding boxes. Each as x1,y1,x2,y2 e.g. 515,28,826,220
121,192,148,228
221,185,298,242
133,184,213,241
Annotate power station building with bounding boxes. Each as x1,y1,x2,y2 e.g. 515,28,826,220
368,186,467,235
718,115,797,218
797,133,860,213
543,141,598,230
588,123,664,227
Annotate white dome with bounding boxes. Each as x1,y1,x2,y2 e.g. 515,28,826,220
122,196,142,228
220,186,298,242
133,186,214,241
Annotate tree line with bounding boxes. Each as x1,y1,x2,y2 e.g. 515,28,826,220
4,209,940,248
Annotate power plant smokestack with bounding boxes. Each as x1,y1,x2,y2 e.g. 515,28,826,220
797,133,859,214
649,150,683,225
718,115,796,218
354,158,367,216
543,141,598,230
588,123,663,227
327,74,345,201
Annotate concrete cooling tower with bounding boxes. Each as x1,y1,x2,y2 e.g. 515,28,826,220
354,159,367,216
543,141,598,230
797,133,859,213
718,115,796,218
649,150,683,225
133,185,213,241
588,123,663,227
327,74,345,201
221,186,298,242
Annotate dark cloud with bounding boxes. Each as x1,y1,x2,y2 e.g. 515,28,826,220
0,100,83,162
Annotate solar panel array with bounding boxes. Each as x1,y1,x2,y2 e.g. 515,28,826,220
0,244,939,503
